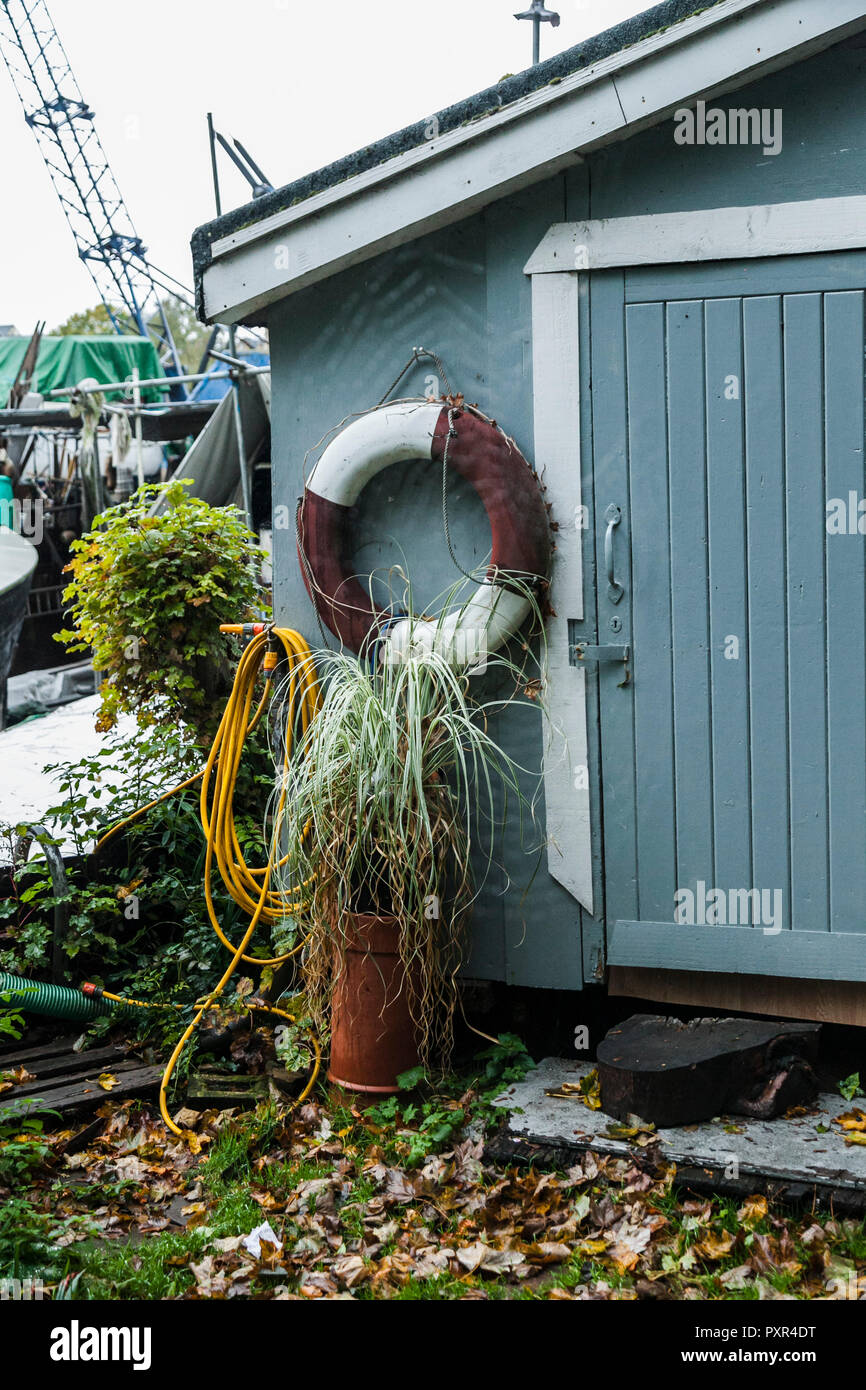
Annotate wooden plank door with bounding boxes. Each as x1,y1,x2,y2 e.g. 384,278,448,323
587,257,866,983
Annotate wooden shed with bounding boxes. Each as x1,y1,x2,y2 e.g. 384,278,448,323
192,0,866,1024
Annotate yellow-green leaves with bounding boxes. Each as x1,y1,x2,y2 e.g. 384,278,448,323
55,479,266,736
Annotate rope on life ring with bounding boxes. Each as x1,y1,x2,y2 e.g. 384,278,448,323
296,399,550,663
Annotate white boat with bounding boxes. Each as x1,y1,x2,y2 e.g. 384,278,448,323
0,525,38,730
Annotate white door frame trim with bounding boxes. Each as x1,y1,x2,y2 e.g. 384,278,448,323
525,195,866,275
530,270,594,915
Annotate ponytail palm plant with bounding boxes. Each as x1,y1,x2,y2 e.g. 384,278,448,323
274,600,548,1068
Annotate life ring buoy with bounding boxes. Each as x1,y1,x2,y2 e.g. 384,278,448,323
297,400,550,661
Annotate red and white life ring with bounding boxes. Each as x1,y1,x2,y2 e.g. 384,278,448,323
297,400,550,661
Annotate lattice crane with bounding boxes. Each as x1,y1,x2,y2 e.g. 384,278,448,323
0,0,188,389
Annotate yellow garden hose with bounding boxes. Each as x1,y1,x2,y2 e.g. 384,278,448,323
198,627,319,964
95,625,322,1138
100,990,183,1011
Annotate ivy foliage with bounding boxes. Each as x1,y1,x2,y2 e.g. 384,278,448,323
56,480,266,735
0,722,277,1030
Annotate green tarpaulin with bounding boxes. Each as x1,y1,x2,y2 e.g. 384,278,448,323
0,335,164,404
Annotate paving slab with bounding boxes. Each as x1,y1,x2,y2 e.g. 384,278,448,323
491,1058,866,1210
0,693,135,858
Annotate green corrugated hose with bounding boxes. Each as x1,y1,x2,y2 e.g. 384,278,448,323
0,971,136,1022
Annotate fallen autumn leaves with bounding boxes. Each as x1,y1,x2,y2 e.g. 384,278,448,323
3,1089,866,1300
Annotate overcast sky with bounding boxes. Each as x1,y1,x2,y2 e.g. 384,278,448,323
0,0,647,332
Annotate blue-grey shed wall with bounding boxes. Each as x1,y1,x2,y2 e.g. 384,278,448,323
269,36,866,990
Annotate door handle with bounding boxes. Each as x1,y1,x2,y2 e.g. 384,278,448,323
604,504,624,605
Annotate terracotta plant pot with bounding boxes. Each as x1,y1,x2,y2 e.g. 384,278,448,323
327,912,420,1094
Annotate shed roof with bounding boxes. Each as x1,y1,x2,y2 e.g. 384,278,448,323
193,0,866,324
192,0,725,270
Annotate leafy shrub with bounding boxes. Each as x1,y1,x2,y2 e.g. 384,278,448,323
0,1196,64,1281
56,479,266,735
359,1035,535,1167
0,1101,58,1181
0,721,276,1021
2,482,276,1037
0,992,25,1042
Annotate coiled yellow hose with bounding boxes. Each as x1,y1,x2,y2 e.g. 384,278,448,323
96,626,322,1138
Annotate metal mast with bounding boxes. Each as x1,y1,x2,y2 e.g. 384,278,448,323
514,0,560,66
0,0,187,386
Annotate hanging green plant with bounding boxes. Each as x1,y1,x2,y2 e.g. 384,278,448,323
55,479,267,736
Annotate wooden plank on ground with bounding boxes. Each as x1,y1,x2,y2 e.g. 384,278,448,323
0,1032,160,1121
0,1036,80,1066
9,1056,147,1102
1,1045,127,1082
13,1063,162,1118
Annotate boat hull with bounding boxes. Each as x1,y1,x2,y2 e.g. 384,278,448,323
0,528,38,729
